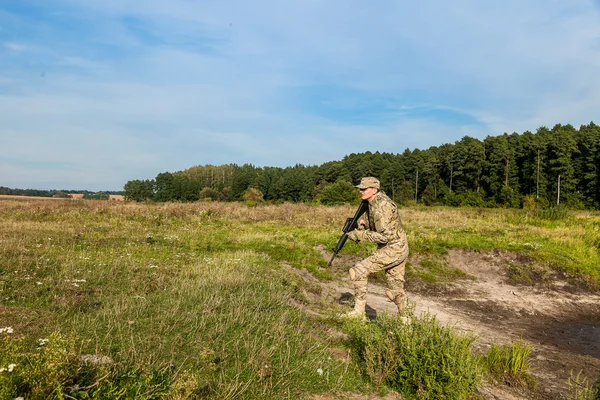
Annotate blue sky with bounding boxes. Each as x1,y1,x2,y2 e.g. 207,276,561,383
1,1,599,191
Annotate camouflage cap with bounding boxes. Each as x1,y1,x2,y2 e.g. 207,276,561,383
355,177,380,189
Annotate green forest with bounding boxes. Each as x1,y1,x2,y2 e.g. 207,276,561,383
121,122,598,209
6,122,595,209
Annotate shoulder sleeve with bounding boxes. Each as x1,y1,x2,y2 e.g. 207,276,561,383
361,199,398,244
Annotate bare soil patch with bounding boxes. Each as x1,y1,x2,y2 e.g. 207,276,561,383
306,248,600,399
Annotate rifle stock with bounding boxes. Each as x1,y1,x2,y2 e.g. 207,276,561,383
328,200,369,266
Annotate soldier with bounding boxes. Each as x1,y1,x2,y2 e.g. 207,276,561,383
343,177,409,320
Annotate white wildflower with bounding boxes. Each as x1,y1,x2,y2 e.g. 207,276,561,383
38,338,49,346
316,368,323,376
0,327,14,334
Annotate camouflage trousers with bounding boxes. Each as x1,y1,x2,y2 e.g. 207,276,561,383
349,239,409,303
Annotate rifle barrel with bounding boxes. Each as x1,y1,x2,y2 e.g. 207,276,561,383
328,200,368,267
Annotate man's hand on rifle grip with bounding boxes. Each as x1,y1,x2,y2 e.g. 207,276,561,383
347,229,365,242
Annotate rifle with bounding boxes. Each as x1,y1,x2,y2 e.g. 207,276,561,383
328,200,369,266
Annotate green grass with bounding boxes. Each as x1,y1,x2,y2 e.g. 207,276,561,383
478,340,535,389
567,370,600,400
407,258,469,284
1,199,599,398
405,207,600,288
0,200,367,399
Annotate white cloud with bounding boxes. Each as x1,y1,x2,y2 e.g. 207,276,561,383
3,42,29,53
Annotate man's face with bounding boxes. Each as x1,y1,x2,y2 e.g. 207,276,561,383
359,187,378,202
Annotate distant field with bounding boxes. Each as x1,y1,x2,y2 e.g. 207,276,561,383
0,194,125,201
0,194,61,200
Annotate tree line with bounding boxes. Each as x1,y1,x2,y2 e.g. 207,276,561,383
123,122,600,209
0,187,121,199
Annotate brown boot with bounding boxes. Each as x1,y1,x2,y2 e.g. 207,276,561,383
341,299,367,320
386,290,409,321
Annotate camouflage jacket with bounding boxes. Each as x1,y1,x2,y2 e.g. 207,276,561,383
356,191,406,246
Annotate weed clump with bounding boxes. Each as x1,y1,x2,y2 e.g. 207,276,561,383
344,312,481,399
479,340,535,389
408,258,469,284
0,332,81,399
567,370,600,400
506,263,550,287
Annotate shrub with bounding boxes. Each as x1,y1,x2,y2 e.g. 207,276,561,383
242,187,264,206
443,192,461,207
457,190,486,207
199,186,222,201
52,191,71,199
499,186,521,208
522,195,536,215
315,181,359,205
345,312,481,399
564,192,587,211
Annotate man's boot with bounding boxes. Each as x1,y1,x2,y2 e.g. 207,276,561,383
386,290,410,323
342,299,367,320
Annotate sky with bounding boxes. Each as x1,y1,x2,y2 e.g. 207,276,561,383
1,1,600,191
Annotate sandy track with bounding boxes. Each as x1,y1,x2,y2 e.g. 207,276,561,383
314,247,600,399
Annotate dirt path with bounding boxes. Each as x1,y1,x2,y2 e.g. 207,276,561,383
312,247,600,399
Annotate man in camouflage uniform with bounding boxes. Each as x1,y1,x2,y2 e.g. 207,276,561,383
344,177,409,319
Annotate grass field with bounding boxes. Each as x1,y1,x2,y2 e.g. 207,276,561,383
1,198,599,399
